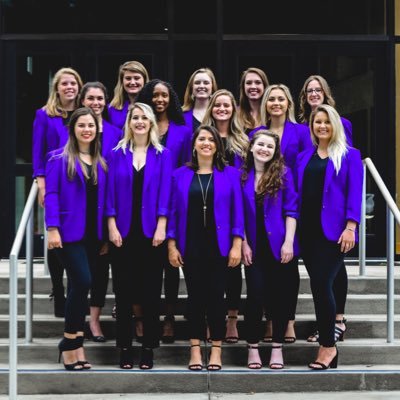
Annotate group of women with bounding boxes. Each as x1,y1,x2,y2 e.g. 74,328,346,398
32,61,363,372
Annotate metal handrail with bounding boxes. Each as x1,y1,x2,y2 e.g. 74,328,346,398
9,180,38,400
358,157,400,343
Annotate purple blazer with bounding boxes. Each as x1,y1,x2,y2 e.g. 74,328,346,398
248,121,313,172
108,100,130,130
302,116,353,147
295,147,363,242
183,109,195,132
101,120,123,159
167,165,244,257
242,168,299,261
32,109,69,177
165,121,192,169
105,145,172,239
45,153,107,242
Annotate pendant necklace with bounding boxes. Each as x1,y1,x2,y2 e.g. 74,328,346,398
197,173,213,227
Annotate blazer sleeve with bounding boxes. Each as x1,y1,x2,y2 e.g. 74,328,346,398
229,168,245,239
341,117,353,147
282,167,299,219
105,150,117,217
166,172,178,240
158,148,172,217
44,155,62,229
181,126,193,166
345,148,363,224
32,109,48,178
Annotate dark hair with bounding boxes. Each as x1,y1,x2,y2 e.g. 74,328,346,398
187,125,226,171
78,81,111,122
136,79,185,125
242,130,285,199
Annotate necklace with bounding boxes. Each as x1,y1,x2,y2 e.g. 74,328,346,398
197,173,213,227
79,150,90,155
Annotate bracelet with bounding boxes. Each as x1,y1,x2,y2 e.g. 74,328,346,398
345,227,355,232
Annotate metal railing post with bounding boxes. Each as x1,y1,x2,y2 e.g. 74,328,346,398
359,163,367,276
25,208,34,343
9,254,18,400
386,205,395,343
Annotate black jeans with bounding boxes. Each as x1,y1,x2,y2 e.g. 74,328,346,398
111,234,163,349
225,266,242,310
89,252,110,307
55,239,99,334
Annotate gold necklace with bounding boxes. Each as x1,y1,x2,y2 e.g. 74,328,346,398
197,173,213,227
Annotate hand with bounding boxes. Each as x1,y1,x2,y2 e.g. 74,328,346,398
38,187,45,208
228,245,241,268
152,226,166,247
168,246,184,268
47,228,62,249
280,240,294,264
99,242,109,255
242,241,252,266
109,227,122,247
338,229,355,253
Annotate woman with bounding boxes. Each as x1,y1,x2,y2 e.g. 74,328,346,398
45,107,107,370
137,79,192,342
168,125,244,371
182,67,218,133
203,89,249,343
237,67,269,135
249,83,310,343
108,60,149,130
295,104,363,369
242,130,299,369
79,82,122,342
299,75,353,342
106,102,172,369
32,67,83,318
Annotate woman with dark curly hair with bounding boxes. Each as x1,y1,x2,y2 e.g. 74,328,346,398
241,130,299,369
137,79,192,343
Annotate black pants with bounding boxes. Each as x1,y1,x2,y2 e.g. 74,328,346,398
48,248,65,295
302,237,345,347
334,262,348,314
244,244,298,344
163,262,180,307
225,266,242,310
183,256,228,341
89,252,110,307
55,240,98,334
111,234,163,349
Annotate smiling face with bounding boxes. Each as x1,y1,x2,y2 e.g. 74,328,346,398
212,94,233,122
312,111,332,143
251,134,276,164
192,72,213,100
306,79,325,109
129,106,151,139
266,88,288,118
74,114,97,146
244,72,265,101
81,87,106,116
57,73,79,104
152,83,170,114
194,129,217,159
123,71,145,97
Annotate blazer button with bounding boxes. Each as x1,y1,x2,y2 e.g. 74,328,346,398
217,226,220,229
268,232,271,235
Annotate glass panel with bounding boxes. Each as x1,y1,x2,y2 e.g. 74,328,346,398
223,0,385,34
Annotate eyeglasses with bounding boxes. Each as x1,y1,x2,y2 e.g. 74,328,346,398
306,88,323,94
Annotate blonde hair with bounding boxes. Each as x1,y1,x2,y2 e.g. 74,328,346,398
260,84,296,125
237,67,269,131
109,61,149,110
298,75,336,123
44,67,83,118
310,104,348,174
182,68,218,111
202,89,249,158
115,102,163,153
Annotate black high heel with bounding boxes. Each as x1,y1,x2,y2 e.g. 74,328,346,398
75,336,92,370
335,318,347,342
308,345,339,370
85,322,106,343
58,337,82,371
207,345,222,371
188,344,203,371
119,347,134,369
139,347,154,370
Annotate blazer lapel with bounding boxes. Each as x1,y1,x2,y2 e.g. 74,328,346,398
280,121,292,154
323,159,335,192
245,169,256,218
143,146,155,194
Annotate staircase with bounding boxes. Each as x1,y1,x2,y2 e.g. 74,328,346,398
1,258,400,395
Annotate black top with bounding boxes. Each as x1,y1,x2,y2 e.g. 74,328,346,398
300,152,328,236
159,131,169,147
192,116,201,132
221,137,235,167
255,194,268,254
130,165,145,238
62,110,74,126
185,173,219,258
83,163,98,241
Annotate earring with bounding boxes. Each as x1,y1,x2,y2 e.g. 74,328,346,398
192,148,196,156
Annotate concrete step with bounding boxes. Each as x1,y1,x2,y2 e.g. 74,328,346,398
0,315,399,339
1,363,400,394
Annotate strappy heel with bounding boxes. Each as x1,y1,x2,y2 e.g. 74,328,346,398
188,344,203,371
119,347,134,369
308,345,339,370
58,337,82,371
225,315,239,343
139,347,154,370
207,345,222,371
307,329,320,343
335,318,347,342
247,344,262,369
269,345,284,370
